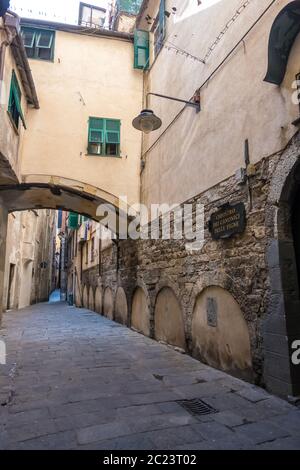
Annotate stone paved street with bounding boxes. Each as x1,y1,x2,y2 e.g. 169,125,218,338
0,301,300,450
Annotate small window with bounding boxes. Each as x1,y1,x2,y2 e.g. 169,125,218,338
68,212,79,230
21,27,55,61
134,30,150,70
8,71,26,130
79,2,106,28
154,0,166,57
88,117,120,157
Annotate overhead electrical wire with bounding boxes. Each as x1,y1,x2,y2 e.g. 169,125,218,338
158,0,253,66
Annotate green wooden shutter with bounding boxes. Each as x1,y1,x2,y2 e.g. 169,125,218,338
105,119,120,144
89,118,104,143
8,71,26,128
134,30,149,70
68,212,79,229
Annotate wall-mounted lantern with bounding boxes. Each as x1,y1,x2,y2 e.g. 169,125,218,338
132,91,200,134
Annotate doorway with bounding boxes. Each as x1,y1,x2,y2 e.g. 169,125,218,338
292,186,300,296
18,261,33,310
264,147,300,398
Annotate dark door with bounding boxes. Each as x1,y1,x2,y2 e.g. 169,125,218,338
292,188,300,296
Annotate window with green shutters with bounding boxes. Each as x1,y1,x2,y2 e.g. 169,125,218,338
88,118,120,157
21,27,55,61
8,71,26,130
68,212,79,230
134,30,149,70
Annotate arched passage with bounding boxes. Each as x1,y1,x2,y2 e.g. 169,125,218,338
131,287,150,337
82,285,89,309
18,260,33,310
0,175,131,236
94,287,102,314
75,284,82,308
88,287,95,311
0,174,136,314
103,287,114,320
264,1,300,85
154,287,186,350
192,287,252,379
114,287,128,325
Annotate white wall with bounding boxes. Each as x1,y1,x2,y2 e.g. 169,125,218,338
10,0,109,26
140,0,300,209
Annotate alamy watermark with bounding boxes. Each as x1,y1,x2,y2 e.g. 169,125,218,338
96,198,205,252
291,340,300,366
0,339,6,365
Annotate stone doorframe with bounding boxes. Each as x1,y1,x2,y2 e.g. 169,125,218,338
264,132,300,398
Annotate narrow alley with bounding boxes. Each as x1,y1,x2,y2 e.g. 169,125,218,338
1,0,300,454
0,300,300,450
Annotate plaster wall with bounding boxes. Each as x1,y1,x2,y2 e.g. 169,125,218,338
0,20,28,183
3,209,56,311
141,0,300,210
20,29,143,206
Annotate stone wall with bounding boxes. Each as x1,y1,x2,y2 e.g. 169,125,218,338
77,135,300,394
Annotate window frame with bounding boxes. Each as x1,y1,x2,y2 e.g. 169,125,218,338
88,117,121,158
134,29,150,70
78,2,106,28
21,26,56,62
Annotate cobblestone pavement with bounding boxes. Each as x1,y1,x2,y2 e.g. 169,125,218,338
0,301,300,450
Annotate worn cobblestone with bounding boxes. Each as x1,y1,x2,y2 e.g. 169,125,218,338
0,301,299,450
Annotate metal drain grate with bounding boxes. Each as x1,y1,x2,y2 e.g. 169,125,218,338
176,398,218,416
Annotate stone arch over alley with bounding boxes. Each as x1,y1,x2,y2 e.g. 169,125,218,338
0,174,130,229
0,173,133,316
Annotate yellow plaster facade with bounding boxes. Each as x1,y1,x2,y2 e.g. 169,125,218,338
19,25,143,207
